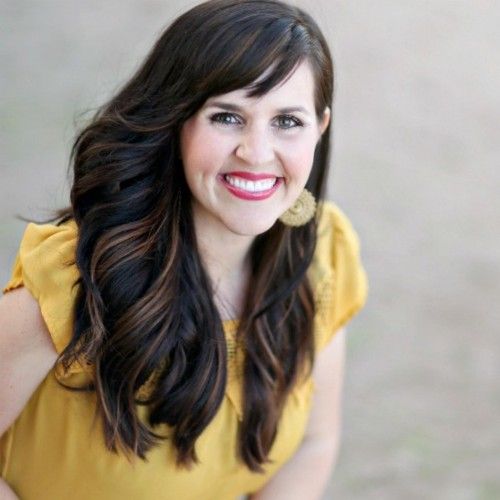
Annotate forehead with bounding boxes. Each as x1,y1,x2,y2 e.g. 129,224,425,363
204,60,316,110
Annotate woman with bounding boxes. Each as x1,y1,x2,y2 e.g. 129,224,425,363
0,0,368,498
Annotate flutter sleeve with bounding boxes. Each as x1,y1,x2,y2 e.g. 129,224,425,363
309,201,369,351
2,220,80,355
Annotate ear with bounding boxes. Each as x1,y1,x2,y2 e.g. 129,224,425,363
318,106,331,137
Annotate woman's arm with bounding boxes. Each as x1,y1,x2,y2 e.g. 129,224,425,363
0,287,58,500
249,327,346,500
0,478,19,500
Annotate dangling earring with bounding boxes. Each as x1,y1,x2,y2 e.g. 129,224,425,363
278,189,317,227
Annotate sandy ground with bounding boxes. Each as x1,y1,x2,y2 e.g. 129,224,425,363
1,1,499,499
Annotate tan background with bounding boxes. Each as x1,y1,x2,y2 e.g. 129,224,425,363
1,1,499,498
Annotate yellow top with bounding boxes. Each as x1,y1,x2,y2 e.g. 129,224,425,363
1,201,368,500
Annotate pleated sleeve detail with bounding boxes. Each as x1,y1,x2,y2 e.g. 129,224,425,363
2,220,80,357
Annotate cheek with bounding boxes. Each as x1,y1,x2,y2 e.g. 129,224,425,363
181,121,233,177
281,138,318,181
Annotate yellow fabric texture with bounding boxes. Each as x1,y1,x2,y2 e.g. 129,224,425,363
0,201,368,500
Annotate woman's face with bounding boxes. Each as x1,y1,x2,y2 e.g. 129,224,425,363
180,60,330,238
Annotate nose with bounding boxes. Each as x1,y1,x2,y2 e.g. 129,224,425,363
234,123,275,166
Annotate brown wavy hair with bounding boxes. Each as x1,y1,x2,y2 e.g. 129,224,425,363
42,0,333,472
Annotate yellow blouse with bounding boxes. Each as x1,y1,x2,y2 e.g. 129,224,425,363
1,201,368,500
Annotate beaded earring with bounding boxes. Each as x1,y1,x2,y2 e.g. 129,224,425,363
278,188,316,227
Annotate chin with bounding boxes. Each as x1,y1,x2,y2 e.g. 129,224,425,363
223,215,278,237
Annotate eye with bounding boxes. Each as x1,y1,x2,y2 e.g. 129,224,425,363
274,114,304,130
209,112,242,126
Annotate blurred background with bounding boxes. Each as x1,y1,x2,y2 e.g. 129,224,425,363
1,1,499,498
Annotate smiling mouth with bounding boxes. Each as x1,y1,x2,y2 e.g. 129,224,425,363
219,173,283,200
224,174,278,193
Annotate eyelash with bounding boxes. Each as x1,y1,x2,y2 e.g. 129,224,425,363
209,112,304,130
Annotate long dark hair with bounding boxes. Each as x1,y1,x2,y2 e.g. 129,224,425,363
44,0,333,472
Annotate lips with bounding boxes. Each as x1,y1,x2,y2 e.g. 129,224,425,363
219,171,283,201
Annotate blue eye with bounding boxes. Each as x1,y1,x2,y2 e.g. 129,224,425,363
209,112,241,126
275,115,304,129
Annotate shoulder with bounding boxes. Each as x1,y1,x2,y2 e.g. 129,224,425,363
316,200,363,261
308,200,369,350
309,200,365,284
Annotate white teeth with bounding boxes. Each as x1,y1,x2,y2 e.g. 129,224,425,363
225,175,276,192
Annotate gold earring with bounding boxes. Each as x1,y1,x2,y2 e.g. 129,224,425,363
278,189,317,227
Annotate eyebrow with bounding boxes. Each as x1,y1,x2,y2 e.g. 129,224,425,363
205,100,312,116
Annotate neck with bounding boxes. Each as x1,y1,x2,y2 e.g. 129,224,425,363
192,202,254,320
